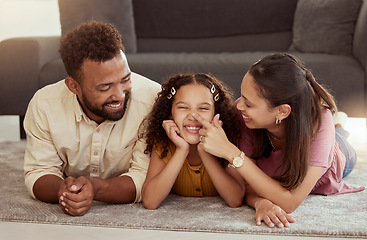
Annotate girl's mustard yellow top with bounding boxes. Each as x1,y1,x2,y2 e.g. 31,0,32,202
155,142,218,197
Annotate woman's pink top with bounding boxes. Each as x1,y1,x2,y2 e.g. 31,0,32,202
238,108,364,195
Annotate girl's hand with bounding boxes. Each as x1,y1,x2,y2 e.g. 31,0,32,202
162,120,189,150
254,199,295,228
193,113,236,159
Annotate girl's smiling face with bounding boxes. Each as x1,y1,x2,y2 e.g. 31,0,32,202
171,83,215,144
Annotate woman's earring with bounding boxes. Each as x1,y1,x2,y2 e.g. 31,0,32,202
275,118,282,125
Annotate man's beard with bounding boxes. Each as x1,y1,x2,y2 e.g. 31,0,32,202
82,92,131,122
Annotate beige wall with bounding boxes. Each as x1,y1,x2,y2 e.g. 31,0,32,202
0,0,61,42
0,0,61,141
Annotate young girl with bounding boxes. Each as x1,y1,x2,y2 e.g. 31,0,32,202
193,53,365,228
141,73,245,209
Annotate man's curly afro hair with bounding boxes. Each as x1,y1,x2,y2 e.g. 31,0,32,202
59,21,125,82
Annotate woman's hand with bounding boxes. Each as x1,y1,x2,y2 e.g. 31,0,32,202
196,115,224,161
162,120,189,150
193,113,238,160
254,199,295,228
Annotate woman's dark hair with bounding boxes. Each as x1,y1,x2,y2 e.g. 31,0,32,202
142,73,241,166
249,53,337,189
59,21,125,83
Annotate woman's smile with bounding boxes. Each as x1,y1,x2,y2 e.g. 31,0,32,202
242,114,251,122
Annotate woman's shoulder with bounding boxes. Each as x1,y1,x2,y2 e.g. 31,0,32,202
314,108,334,137
319,108,334,130
309,108,336,166
321,108,333,118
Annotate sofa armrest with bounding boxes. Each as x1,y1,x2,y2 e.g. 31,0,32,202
0,36,60,116
354,0,367,73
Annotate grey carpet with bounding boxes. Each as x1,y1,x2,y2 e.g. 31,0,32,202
0,140,366,238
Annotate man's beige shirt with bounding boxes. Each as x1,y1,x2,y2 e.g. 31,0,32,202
24,72,161,202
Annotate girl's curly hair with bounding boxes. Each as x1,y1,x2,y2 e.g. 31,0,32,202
142,73,241,166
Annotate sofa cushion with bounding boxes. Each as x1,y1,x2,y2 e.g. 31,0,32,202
126,52,365,117
58,0,137,53
40,59,68,88
136,32,293,53
289,0,363,55
133,0,297,38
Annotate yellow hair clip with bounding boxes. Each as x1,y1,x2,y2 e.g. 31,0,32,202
214,93,220,101
167,87,176,99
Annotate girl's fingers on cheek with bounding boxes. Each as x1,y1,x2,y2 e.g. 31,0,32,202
169,126,178,134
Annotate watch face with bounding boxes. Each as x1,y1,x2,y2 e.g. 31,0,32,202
233,157,243,168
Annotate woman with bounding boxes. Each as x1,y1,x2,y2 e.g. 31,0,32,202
193,53,364,228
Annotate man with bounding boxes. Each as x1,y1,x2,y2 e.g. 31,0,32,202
23,21,161,216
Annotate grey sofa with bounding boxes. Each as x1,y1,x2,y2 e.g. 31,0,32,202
0,0,366,131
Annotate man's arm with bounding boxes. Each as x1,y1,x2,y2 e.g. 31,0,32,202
33,174,64,202
119,137,151,202
23,90,66,200
90,176,136,203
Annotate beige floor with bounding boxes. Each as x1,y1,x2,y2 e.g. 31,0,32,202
0,115,366,240
0,222,362,240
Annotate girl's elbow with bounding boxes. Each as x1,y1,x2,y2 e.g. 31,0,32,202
228,202,242,208
143,200,159,210
142,193,160,210
226,196,244,208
